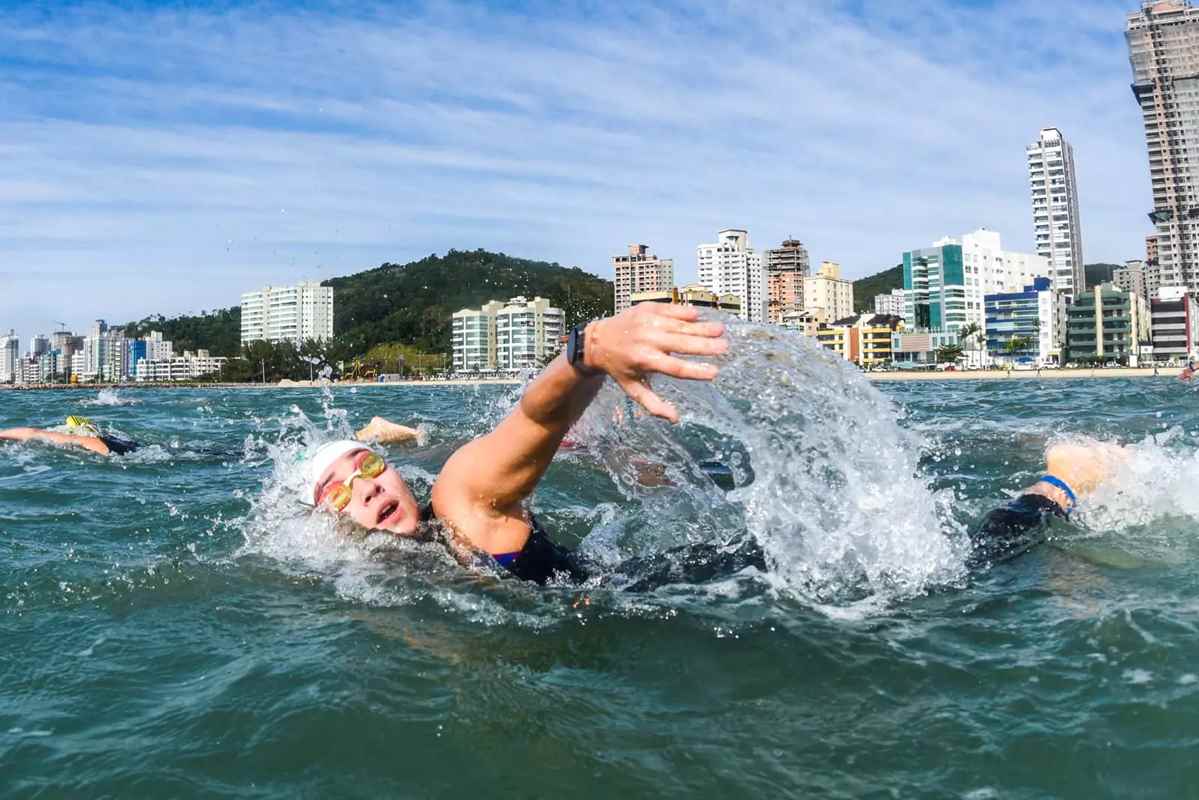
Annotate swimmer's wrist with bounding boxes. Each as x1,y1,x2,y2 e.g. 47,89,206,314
576,321,605,378
1028,475,1076,514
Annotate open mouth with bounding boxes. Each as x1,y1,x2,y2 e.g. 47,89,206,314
377,500,401,527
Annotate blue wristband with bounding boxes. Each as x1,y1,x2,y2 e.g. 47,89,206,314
1039,475,1077,511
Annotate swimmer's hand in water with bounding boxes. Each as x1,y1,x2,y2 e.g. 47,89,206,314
584,303,728,423
356,417,421,445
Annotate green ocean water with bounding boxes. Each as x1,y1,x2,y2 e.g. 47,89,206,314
3,354,1199,797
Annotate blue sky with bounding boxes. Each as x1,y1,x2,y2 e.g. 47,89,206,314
1,0,1148,344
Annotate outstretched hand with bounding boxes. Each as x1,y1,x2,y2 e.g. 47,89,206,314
583,303,728,423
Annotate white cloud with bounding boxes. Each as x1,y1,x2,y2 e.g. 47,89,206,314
0,0,1151,341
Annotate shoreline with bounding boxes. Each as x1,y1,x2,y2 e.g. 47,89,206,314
866,366,1183,381
0,368,1183,391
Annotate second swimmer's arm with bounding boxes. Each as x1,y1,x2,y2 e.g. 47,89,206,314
0,427,112,456
355,417,421,445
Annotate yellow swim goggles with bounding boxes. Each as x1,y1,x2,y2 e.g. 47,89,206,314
319,452,388,512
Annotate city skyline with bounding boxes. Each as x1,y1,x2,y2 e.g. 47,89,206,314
1,1,1153,342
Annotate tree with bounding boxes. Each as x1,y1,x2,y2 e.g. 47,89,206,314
1004,336,1033,358
957,322,982,367
936,344,963,364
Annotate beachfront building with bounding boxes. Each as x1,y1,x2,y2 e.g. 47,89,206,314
697,229,767,323
631,285,742,314
873,289,907,317
451,300,504,373
1128,1,1199,293
135,350,228,382
904,229,1049,364
1065,284,1152,365
1027,127,1085,301
902,241,966,334
613,244,674,314
765,239,810,323
495,296,565,371
28,335,49,359
240,282,334,347
802,261,854,325
451,296,564,373
984,277,1059,365
1113,259,1151,306
0,331,18,383
781,310,820,338
1150,286,1199,363
815,314,904,368
890,331,961,368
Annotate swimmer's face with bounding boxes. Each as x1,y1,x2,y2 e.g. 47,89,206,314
313,448,420,536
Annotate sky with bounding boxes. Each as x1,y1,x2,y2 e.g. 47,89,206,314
0,0,1151,345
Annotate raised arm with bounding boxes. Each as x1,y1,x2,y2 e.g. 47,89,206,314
0,427,112,456
431,303,727,554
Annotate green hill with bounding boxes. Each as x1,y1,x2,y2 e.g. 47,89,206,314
852,264,903,312
328,249,612,356
123,249,613,359
123,307,242,356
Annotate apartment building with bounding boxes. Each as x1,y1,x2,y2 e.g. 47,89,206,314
697,229,767,322
1027,128,1085,300
241,282,334,347
613,244,674,313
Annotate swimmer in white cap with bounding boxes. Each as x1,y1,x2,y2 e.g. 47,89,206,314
299,302,729,581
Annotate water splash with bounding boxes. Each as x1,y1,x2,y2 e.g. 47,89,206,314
81,388,140,407
574,317,967,608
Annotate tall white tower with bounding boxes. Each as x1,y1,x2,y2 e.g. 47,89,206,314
1027,128,1085,301
696,229,767,322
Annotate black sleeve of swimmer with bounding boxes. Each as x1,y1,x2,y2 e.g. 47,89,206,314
503,528,591,585
967,494,1067,569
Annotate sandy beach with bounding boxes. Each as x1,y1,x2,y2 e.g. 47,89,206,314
867,366,1183,381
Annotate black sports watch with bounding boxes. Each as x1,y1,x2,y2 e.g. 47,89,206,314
567,324,596,373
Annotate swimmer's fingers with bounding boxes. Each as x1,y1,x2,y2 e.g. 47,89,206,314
644,350,719,382
650,330,729,358
618,377,679,423
639,302,702,323
662,318,726,339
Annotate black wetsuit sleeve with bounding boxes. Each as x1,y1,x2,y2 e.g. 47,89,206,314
967,493,1066,569
501,524,590,585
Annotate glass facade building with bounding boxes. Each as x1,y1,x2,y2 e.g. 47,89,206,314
902,243,966,332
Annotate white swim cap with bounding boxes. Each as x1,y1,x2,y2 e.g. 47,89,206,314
302,440,372,506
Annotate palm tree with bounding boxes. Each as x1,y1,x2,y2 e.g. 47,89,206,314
936,343,964,364
958,322,982,368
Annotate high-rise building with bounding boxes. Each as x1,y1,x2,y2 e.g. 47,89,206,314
0,331,18,383
765,239,810,323
1127,1,1199,289
1150,285,1199,362
697,229,767,322
495,296,565,371
1027,128,1085,300
451,300,505,372
1114,259,1151,305
28,334,50,359
613,244,674,314
451,297,563,372
873,289,907,317
802,261,854,324
1065,283,1151,365
984,277,1059,365
240,282,334,347
905,229,1049,351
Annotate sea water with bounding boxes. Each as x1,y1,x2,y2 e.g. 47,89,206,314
2,331,1199,797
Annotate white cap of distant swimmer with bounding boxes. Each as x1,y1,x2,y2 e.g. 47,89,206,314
303,440,371,505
